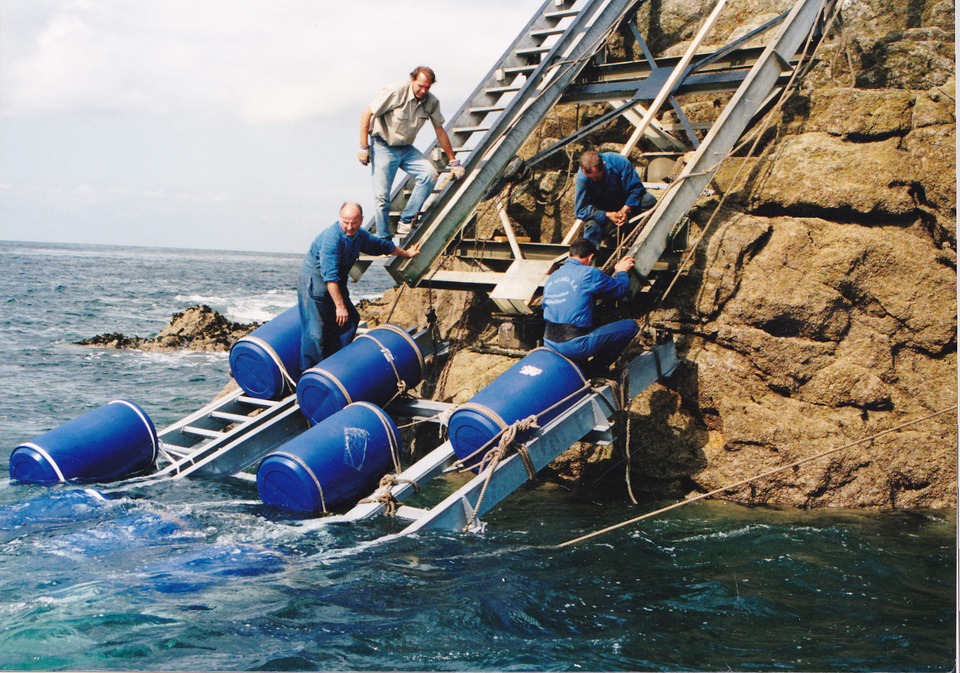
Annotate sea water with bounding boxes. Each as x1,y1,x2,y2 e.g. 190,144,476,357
0,240,955,671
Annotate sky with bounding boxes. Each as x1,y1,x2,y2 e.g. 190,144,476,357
0,0,546,254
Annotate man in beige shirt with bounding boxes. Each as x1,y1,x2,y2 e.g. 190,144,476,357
359,66,463,239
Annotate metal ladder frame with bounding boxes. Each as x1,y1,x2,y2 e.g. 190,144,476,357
312,339,679,534
365,0,835,314
380,0,643,286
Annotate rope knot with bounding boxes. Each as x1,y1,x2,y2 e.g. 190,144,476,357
358,474,420,516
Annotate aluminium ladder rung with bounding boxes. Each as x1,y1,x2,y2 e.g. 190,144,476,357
237,395,281,407
467,104,508,115
516,45,552,59
182,425,227,440
502,64,538,77
530,27,567,39
210,410,256,424
484,84,524,95
452,125,492,136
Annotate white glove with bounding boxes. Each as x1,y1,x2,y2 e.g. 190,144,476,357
358,146,370,166
449,159,465,179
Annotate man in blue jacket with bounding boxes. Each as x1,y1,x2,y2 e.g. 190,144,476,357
574,150,657,247
298,202,419,370
542,238,639,378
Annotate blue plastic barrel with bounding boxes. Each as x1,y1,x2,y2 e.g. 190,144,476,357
256,402,401,514
229,306,302,400
10,400,158,484
447,348,589,467
296,324,423,426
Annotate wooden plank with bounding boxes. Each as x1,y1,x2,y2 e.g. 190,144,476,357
489,258,556,314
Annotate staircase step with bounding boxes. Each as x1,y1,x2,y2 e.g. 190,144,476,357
543,8,580,21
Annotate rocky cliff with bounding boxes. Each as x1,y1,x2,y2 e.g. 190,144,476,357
366,0,957,509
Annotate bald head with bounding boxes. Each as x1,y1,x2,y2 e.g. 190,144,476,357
340,202,362,219
338,202,363,237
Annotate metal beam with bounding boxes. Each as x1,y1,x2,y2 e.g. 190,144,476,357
395,340,679,534
629,0,834,278
388,0,644,286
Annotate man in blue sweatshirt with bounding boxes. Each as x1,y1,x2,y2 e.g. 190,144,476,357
574,150,657,247
298,202,419,370
542,238,639,378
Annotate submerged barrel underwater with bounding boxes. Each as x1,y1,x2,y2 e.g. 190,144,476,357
296,324,423,426
256,402,400,514
229,306,302,400
447,347,589,467
10,400,159,484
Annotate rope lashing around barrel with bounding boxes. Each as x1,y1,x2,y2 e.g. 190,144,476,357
556,405,959,549
447,379,592,474
463,414,541,531
240,335,298,394
358,473,420,517
357,332,410,403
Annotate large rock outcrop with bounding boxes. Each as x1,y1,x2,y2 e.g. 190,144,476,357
77,305,257,352
383,0,957,509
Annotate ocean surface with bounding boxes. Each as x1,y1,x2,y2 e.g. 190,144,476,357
0,240,955,672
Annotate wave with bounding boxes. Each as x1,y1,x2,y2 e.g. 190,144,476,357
174,290,297,324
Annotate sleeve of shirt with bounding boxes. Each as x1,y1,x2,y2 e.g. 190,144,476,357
318,232,343,284
574,171,607,224
359,230,396,256
613,157,646,209
368,82,403,117
425,94,445,128
587,267,630,300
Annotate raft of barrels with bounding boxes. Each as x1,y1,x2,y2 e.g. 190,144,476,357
10,308,591,516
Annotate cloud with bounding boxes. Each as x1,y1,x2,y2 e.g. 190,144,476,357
0,0,546,252
1,0,543,123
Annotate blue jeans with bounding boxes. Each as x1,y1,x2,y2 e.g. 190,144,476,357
297,268,359,371
583,190,658,247
371,137,437,237
544,319,639,377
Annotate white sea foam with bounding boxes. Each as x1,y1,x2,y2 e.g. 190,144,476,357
174,290,297,324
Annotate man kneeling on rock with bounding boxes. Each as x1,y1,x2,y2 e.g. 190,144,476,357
542,237,638,378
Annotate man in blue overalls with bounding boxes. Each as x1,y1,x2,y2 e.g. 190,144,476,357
542,238,639,378
574,150,657,247
298,202,419,370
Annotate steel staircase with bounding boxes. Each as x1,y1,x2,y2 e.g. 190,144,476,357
351,0,639,283
350,0,837,316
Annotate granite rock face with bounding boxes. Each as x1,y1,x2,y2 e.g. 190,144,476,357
391,0,956,509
